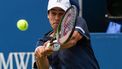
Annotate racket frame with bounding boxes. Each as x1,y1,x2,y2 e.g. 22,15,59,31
56,5,78,44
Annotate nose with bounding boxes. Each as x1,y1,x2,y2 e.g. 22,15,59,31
55,15,61,21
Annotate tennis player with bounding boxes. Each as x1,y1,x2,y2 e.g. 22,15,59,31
34,0,100,69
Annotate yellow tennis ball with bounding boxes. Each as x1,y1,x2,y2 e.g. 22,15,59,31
17,19,28,31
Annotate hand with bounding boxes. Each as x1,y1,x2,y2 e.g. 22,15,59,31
34,41,52,69
34,41,54,59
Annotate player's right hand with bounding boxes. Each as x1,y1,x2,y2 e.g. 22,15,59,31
34,41,54,59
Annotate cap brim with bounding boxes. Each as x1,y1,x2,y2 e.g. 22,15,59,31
48,3,67,11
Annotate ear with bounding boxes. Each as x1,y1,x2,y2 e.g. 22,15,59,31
47,15,49,19
47,11,49,19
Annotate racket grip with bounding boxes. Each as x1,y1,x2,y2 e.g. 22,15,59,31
53,40,60,51
53,43,60,51
46,40,60,51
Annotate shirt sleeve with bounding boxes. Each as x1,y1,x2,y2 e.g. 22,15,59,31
36,34,52,47
36,38,47,47
75,16,90,40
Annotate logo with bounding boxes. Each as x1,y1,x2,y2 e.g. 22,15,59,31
57,0,62,2
0,52,35,69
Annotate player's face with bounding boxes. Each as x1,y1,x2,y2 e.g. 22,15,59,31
48,7,65,31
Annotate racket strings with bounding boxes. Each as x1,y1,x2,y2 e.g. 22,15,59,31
56,5,78,44
60,9,76,37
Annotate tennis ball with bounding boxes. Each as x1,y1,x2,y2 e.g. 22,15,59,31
17,19,28,31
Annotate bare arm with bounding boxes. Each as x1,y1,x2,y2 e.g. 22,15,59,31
34,41,53,69
36,55,49,69
61,31,83,49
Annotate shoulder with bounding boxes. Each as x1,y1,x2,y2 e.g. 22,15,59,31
75,16,90,39
76,16,87,25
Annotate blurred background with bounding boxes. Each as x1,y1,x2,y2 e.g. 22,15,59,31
0,0,122,69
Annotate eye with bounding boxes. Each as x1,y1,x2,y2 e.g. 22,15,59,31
59,12,64,16
51,12,56,16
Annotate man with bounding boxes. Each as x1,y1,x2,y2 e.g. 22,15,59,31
34,0,100,69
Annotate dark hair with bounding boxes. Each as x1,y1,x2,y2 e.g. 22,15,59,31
69,0,80,14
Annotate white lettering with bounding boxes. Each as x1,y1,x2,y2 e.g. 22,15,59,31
0,53,13,69
0,52,35,69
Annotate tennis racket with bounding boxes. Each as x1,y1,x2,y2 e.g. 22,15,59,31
47,5,78,51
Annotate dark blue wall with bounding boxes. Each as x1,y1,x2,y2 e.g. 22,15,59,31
91,33,122,69
0,0,51,52
0,0,50,68
83,0,108,32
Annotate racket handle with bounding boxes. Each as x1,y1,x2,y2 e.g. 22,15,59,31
46,40,60,51
53,40,60,51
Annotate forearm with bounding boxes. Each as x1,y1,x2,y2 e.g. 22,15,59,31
61,31,82,49
36,56,49,69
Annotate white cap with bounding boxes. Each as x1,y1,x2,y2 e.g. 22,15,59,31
48,0,71,11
